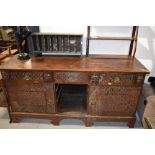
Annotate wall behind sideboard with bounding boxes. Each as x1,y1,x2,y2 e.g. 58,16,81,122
40,26,155,82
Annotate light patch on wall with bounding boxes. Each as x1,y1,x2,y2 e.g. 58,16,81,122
138,59,153,71
152,38,155,55
89,40,130,55
90,26,132,37
150,26,155,33
91,27,97,36
139,58,154,83
40,26,85,34
138,38,149,50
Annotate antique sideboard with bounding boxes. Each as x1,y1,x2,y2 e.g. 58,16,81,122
0,55,149,127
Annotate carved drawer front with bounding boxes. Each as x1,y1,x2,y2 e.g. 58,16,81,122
90,73,144,86
88,86,141,116
1,71,53,82
54,72,89,84
6,82,55,113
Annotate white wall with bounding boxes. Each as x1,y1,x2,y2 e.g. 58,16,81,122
136,26,155,81
40,26,155,82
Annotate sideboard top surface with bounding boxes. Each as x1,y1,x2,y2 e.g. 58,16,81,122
0,55,149,73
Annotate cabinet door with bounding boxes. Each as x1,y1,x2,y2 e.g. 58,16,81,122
5,81,55,113
88,86,141,116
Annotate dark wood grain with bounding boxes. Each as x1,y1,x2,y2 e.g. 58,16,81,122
0,55,149,73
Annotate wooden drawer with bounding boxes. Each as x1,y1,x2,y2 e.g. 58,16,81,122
90,73,144,86
1,71,53,82
6,80,53,92
54,72,89,84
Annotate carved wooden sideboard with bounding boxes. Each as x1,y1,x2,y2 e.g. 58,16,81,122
0,55,149,127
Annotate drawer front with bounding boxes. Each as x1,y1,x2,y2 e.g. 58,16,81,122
90,73,144,86
54,72,89,84
1,71,53,82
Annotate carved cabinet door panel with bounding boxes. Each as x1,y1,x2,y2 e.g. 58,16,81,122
5,81,55,113
88,86,141,116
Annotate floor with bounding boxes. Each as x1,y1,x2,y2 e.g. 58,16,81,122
0,91,143,129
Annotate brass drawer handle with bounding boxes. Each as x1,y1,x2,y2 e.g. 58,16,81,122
24,75,31,80
91,74,100,85
33,80,40,84
108,82,112,86
44,73,52,80
67,73,77,82
114,77,120,83
25,78,30,80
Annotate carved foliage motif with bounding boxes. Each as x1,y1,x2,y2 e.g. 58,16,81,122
54,72,89,83
1,71,10,80
1,71,53,81
90,74,100,85
2,70,144,117
88,86,141,116
90,73,144,86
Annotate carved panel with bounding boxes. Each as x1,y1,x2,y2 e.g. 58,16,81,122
90,74,100,85
1,71,10,80
54,72,89,84
0,89,8,107
5,81,55,113
1,71,53,81
17,92,46,105
90,73,144,86
88,86,141,116
43,72,53,81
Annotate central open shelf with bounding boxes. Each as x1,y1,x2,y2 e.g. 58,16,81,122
56,84,87,114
